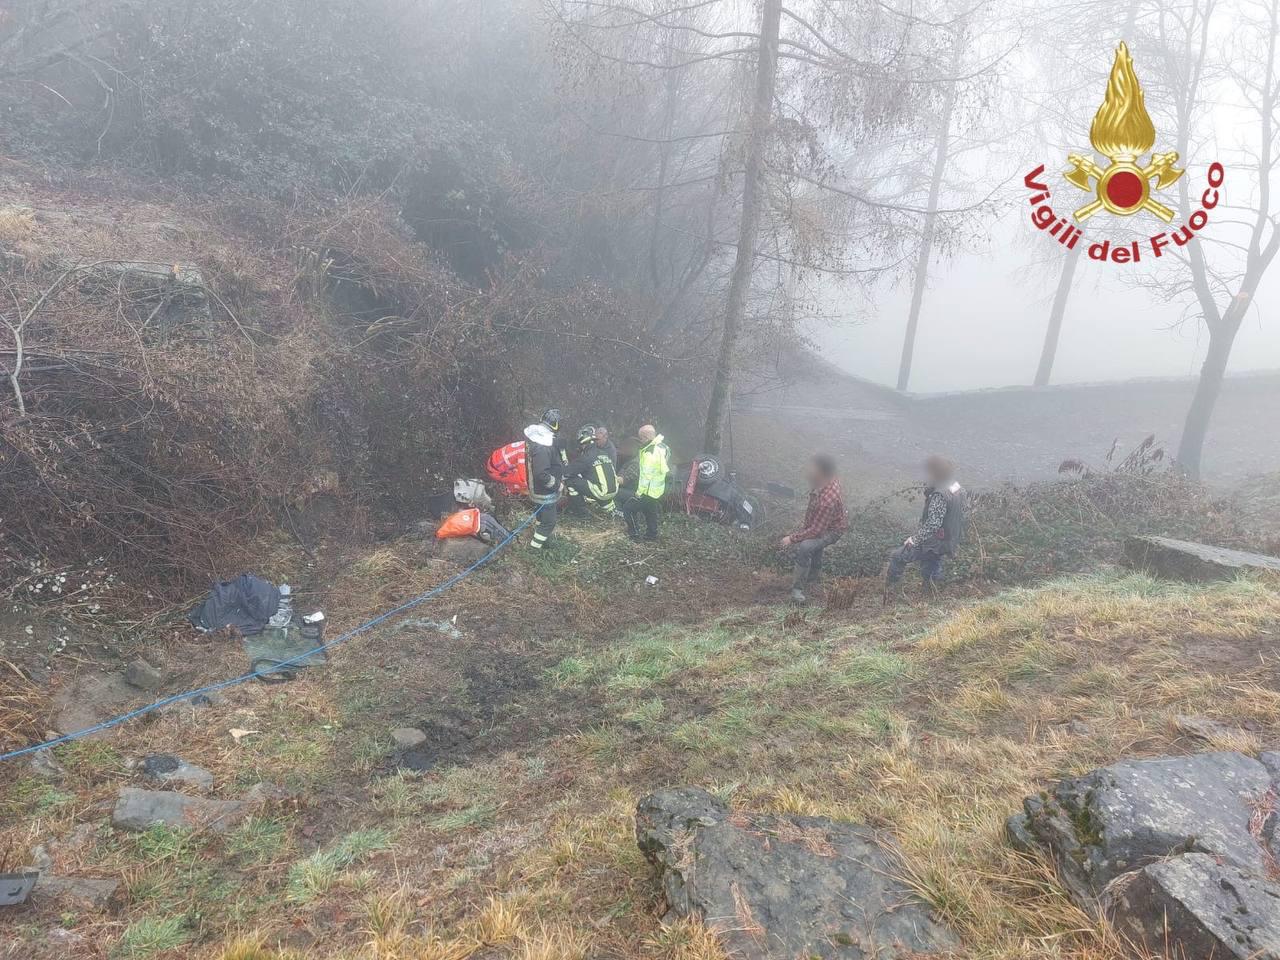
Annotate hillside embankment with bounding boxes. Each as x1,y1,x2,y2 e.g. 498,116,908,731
2,461,1279,959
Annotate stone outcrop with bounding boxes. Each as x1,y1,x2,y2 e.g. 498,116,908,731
636,787,958,959
1009,751,1280,960
112,788,247,833
1123,535,1280,582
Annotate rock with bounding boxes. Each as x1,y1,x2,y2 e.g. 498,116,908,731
1123,535,1280,582
124,658,165,692
1261,750,1280,783
1004,812,1037,853
29,749,65,780
1103,854,1280,960
390,727,428,749
437,537,491,566
1052,719,1092,737
1172,714,1251,746
1018,752,1273,904
635,787,958,959
34,875,121,910
27,844,52,872
112,788,247,833
45,928,86,948
141,754,214,791
243,781,294,811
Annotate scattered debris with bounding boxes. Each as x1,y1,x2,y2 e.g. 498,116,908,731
245,623,327,683
1123,535,1280,582
188,573,278,634
112,787,248,834
636,787,958,959
0,871,38,907
228,728,259,743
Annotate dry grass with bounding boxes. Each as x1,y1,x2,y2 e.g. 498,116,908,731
0,659,47,752
7,554,1278,960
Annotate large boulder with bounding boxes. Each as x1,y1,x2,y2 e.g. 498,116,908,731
112,788,247,833
636,787,958,959
1010,751,1280,960
1123,535,1280,582
1103,854,1280,960
1013,752,1273,902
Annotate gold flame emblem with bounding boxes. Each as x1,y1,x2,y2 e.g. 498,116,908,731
1064,43,1183,222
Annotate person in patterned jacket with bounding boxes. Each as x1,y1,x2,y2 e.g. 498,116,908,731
781,454,847,604
885,455,967,600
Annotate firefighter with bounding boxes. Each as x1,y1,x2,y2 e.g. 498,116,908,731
524,423,563,550
541,408,569,468
564,425,619,517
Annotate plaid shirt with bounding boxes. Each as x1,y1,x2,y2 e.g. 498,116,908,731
792,479,847,542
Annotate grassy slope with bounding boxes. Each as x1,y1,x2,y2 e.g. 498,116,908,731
2,517,1279,960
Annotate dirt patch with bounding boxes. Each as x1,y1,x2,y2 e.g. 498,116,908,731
1175,632,1280,675
50,671,139,740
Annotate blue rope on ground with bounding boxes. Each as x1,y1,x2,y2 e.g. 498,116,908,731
0,505,547,764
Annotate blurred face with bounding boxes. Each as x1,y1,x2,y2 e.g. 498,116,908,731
925,459,949,486
595,427,609,444
806,461,826,488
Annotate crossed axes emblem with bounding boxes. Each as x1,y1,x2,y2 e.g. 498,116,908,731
1064,150,1183,223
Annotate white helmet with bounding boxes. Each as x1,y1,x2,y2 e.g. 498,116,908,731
523,423,555,447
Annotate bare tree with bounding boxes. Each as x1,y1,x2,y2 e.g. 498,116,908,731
703,0,781,453
896,16,966,392
1138,0,1279,477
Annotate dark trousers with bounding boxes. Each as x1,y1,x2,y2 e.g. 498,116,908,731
623,495,661,540
792,533,840,590
565,476,616,514
887,543,944,583
530,501,558,549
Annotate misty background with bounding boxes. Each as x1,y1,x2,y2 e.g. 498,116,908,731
811,209,1280,392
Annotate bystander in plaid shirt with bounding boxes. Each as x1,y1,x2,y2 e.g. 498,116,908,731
791,479,848,542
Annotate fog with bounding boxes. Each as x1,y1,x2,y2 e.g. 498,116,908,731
811,208,1280,392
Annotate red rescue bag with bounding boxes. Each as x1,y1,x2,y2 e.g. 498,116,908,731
435,508,481,539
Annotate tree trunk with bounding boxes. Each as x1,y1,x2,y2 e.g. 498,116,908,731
1033,240,1082,386
649,33,681,290
1176,310,1241,479
702,0,781,454
896,30,963,392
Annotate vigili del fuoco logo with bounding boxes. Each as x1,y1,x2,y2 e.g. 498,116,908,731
1024,42,1224,265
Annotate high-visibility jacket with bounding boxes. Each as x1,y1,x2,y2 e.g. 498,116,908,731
486,441,528,494
567,444,618,501
636,435,670,499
